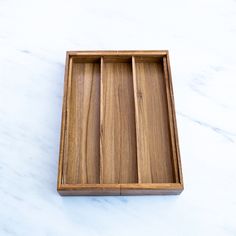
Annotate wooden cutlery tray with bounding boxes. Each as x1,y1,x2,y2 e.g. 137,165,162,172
57,51,183,195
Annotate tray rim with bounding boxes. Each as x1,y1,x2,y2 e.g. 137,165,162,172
66,50,169,56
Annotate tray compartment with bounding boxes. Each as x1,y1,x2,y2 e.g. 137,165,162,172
62,57,101,184
100,57,138,184
132,56,175,183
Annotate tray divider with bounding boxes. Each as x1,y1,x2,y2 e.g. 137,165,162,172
132,56,152,183
162,57,179,182
99,57,104,184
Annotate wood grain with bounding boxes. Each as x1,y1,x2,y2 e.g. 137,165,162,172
120,183,183,195
166,53,184,186
100,61,138,184
133,57,174,183
63,61,100,184
58,184,120,196
58,52,70,188
163,56,179,182
58,183,183,196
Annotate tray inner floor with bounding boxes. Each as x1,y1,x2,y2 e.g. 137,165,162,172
62,58,176,185
101,62,138,184
135,61,174,183
63,62,100,184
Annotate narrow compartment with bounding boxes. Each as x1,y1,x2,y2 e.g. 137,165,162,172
100,57,138,184
63,57,101,184
132,56,175,183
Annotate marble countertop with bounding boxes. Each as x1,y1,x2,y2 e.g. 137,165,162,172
1,0,236,235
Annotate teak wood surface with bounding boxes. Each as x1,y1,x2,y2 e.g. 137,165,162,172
57,50,183,196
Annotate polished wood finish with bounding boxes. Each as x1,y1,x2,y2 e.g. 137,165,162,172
57,51,183,196
62,59,100,184
132,57,174,183
100,59,138,184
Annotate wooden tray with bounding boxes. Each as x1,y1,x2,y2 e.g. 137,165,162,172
57,51,183,196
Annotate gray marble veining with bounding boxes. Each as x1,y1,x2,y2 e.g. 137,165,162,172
0,0,236,235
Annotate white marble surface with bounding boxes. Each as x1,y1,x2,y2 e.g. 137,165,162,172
0,0,236,235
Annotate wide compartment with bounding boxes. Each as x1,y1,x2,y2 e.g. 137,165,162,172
58,51,183,195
